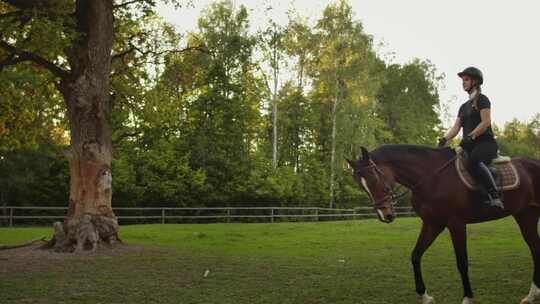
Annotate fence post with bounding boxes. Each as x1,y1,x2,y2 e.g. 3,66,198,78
161,208,165,224
9,207,13,227
315,208,319,221
227,208,231,223
270,208,274,223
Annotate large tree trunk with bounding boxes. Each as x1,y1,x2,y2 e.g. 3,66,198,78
46,0,119,252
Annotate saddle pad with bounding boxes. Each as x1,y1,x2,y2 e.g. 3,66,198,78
455,148,520,191
493,155,512,163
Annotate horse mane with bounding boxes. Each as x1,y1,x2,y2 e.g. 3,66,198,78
370,144,456,163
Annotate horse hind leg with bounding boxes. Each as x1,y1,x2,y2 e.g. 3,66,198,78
515,209,540,304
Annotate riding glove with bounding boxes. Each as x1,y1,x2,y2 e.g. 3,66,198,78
460,135,474,149
437,137,447,148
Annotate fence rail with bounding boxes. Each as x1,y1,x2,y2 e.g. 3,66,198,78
0,206,416,227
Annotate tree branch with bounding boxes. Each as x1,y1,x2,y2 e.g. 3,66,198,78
133,44,209,58
1,1,75,28
0,40,69,78
0,9,33,29
111,47,136,62
111,44,208,67
0,10,20,20
113,0,145,9
113,131,142,145
254,63,272,95
1,0,54,11
1,0,37,10
0,54,25,71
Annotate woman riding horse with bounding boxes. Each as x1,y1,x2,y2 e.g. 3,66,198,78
437,66,504,209
347,68,540,302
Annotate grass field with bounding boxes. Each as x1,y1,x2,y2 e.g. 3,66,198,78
0,217,534,304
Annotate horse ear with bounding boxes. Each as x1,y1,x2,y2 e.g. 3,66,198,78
345,157,356,170
360,146,370,161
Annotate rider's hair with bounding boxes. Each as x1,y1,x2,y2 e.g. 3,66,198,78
472,82,482,110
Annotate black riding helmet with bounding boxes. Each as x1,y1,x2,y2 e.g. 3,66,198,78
458,67,483,85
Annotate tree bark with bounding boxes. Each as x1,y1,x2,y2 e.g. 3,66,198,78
293,57,304,173
47,0,119,252
271,30,279,170
329,61,340,209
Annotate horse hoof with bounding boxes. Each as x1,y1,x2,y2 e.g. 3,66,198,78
418,292,435,304
462,297,473,304
522,283,540,304
521,297,538,304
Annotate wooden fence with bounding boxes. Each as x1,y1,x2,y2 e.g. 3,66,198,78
0,206,416,227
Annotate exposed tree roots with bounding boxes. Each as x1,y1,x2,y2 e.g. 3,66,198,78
41,214,121,253
0,237,48,251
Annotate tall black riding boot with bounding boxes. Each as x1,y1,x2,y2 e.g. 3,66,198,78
475,162,504,209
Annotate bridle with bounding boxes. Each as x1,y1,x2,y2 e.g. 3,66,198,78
358,154,458,209
360,160,398,209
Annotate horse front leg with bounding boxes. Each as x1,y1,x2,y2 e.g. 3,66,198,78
515,209,540,304
412,221,445,304
448,220,473,304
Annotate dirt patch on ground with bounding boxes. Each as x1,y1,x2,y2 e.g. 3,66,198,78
0,242,165,274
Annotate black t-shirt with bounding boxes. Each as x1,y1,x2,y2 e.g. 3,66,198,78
458,94,495,141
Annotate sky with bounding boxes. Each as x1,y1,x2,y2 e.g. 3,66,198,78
156,0,540,128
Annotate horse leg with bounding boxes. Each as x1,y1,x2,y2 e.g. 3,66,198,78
412,221,445,304
448,220,474,304
515,209,540,304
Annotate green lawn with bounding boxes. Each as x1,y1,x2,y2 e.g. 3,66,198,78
0,217,533,304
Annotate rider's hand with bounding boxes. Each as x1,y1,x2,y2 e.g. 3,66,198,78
459,135,474,148
437,137,447,148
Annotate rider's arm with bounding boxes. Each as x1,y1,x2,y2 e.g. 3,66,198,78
443,117,462,141
470,108,491,139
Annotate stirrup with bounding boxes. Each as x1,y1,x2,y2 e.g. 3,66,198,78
484,193,504,209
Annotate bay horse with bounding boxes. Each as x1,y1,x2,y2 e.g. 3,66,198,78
346,144,540,304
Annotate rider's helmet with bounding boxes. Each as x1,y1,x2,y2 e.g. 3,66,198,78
458,67,484,85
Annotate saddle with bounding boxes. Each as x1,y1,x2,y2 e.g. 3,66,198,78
455,146,520,191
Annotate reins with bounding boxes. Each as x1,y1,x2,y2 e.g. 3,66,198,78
366,152,458,207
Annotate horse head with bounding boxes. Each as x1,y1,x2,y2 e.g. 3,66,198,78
347,146,398,223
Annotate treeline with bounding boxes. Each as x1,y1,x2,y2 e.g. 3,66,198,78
0,0,534,208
